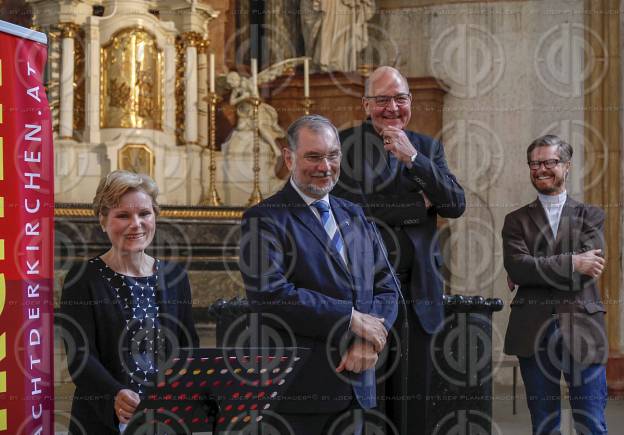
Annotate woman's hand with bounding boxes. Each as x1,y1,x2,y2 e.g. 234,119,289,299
115,389,140,424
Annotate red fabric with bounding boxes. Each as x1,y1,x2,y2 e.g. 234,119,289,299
0,23,54,433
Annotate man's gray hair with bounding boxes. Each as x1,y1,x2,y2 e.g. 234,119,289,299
526,134,573,163
364,66,409,95
287,114,340,151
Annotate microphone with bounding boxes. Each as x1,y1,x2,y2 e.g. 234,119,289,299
368,219,409,435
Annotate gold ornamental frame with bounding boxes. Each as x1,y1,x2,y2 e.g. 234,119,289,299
118,143,155,178
100,27,164,130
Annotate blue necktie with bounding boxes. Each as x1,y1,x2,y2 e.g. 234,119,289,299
312,200,347,265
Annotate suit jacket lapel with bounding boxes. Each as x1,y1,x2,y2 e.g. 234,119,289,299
282,183,352,277
527,199,555,247
554,196,578,249
329,199,359,292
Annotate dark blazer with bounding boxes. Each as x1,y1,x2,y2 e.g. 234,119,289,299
502,197,608,364
239,182,399,413
332,120,465,333
59,258,199,434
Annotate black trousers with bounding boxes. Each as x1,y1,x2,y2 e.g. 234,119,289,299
383,299,435,435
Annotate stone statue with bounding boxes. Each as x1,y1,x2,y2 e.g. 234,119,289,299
301,0,376,72
218,58,306,205
224,71,284,158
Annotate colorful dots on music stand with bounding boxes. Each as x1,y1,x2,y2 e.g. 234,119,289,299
207,369,215,375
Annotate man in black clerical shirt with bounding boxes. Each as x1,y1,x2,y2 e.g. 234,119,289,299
332,66,466,434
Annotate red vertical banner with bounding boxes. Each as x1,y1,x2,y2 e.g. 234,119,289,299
0,20,54,434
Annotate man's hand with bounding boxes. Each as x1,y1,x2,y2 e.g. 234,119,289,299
336,339,378,374
381,126,416,165
572,249,605,278
115,388,140,424
351,310,387,352
507,275,516,292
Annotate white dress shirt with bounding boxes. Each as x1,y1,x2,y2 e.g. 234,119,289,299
537,190,567,238
289,178,348,265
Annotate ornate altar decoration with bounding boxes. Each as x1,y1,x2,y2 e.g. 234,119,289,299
28,0,218,206
101,28,163,130
118,143,155,177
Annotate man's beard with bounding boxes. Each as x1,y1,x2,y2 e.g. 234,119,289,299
291,161,337,197
531,175,565,195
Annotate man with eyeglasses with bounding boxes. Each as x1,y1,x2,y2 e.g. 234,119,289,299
239,115,399,435
331,66,465,433
503,135,608,435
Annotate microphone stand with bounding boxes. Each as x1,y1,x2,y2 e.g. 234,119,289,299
369,221,409,435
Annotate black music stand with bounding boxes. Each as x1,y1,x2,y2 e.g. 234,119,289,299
127,347,309,434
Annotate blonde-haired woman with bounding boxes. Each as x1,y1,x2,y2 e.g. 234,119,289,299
60,170,199,434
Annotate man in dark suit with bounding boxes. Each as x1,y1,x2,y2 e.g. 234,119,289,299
503,134,608,435
331,66,465,432
239,114,399,435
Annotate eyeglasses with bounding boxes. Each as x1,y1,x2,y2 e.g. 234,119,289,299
528,159,563,170
363,93,412,107
302,152,342,164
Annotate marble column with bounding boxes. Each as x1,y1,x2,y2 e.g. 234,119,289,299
197,38,209,148
181,32,201,144
58,23,80,139
164,40,177,138
585,0,623,397
84,17,100,144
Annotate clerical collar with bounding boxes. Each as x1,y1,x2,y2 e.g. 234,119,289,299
537,190,567,206
289,178,330,206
